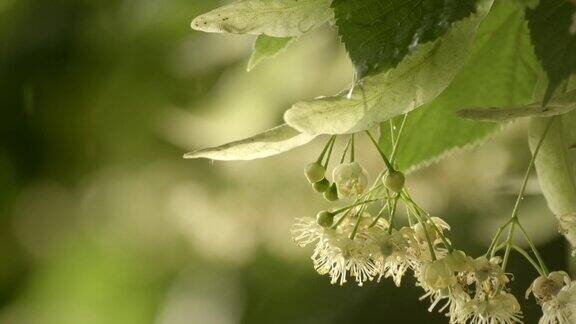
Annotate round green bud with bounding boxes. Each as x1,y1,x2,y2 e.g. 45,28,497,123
304,162,325,184
384,170,405,193
323,183,339,201
316,211,334,227
312,178,330,192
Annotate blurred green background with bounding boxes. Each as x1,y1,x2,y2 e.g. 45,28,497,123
0,0,570,323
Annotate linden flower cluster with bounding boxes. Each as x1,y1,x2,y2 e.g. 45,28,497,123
290,131,564,323
526,272,576,323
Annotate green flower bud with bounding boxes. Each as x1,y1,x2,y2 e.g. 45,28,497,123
316,210,334,227
332,162,368,198
323,183,339,201
384,170,405,193
304,162,325,184
312,178,330,192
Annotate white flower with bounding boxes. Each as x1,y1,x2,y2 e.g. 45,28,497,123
527,272,576,324
526,272,568,303
465,291,523,324
292,217,324,247
370,227,419,286
472,256,509,289
426,286,471,323
419,259,457,291
417,251,474,319
292,216,377,286
539,282,576,324
332,162,368,198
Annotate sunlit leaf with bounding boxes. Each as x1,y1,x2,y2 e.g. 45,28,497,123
284,0,493,135
183,124,315,161
379,1,540,172
458,89,576,122
247,35,296,71
529,112,576,248
191,0,333,37
332,0,477,77
526,0,576,105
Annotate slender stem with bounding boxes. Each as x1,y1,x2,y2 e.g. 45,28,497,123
365,130,394,173
340,135,353,164
322,136,337,168
486,218,515,257
331,199,379,215
349,206,365,239
391,114,408,164
360,183,385,199
422,210,453,252
516,222,549,276
405,203,414,227
413,209,437,261
361,171,390,227
316,136,334,163
350,134,355,163
511,244,545,276
502,117,554,269
398,192,438,261
331,208,352,229
403,192,453,252
387,197,399,234
493,242,507,253
502,224,516,269
369,202,390,228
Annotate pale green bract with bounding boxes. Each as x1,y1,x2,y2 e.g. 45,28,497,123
191,0,333,38
247,35,296,71
379,1,540,173
183,124,315,161
529,113,576,249
283,1,493,136
458,89,576,122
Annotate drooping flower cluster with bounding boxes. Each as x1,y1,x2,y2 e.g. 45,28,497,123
289,132,555,323
526,271,576,323
293,205,524,323
417,254,522,324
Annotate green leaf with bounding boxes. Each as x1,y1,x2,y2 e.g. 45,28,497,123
284,0,494,136
247,35,296,71
191,0,333,37
526,0,576,105
332,0,477,77
183,124,315,161
378,1,540,172
512,0,538,8
529,113,576,248
457,89,576,122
